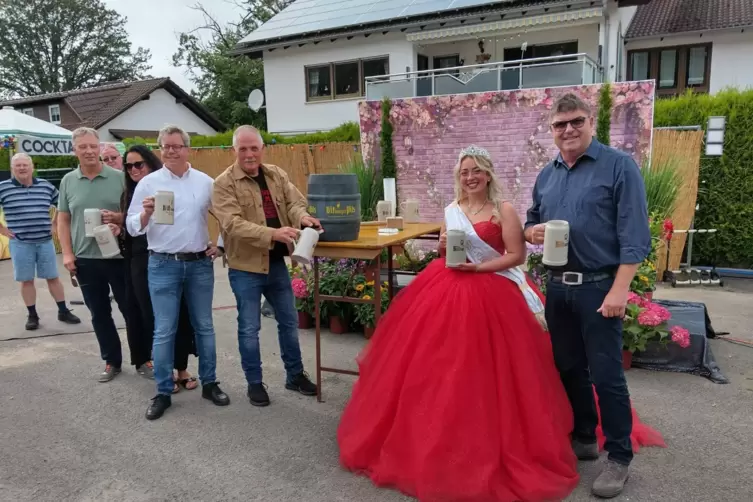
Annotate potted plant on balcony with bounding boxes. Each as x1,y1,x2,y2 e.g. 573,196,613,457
622,292,690,370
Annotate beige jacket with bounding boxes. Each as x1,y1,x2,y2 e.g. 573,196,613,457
212,163,309,274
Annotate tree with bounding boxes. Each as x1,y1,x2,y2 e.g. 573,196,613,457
172,0,293,129
0,0,151,97
596,82,613,146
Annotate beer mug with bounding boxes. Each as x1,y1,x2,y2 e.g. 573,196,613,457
93,225,121,258
445,230,467,268
399,200,420,223
84,208,102,238
376,200,391,222
291,227,322,266
154,191,175,225
542,220,569,267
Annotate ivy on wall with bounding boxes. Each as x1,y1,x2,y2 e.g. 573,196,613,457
655,89,753,268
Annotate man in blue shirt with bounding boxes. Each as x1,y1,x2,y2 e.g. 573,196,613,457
0,153,81,330
525,93,650,498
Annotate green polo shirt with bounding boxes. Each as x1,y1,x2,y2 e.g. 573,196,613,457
58,165,125,259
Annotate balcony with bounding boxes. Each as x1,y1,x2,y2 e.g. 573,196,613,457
365,53,602,101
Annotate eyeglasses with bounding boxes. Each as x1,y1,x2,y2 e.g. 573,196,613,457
125,161,147,171
102,156,120,163
551,117,587,133
160,145,186,152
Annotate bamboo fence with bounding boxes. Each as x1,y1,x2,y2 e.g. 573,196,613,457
651,129,704,279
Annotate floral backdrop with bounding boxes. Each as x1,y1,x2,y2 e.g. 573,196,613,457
359,81,655,223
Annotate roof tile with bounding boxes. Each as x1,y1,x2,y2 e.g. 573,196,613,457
625,0,753,39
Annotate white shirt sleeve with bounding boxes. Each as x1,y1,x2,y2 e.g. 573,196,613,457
217,233,224,248
126,178,150,237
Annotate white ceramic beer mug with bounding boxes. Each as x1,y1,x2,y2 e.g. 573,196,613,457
291,227,322,266
154,190,175,225
445,229,467,268
84,208,102,238
376,200,391,222
400,200,420,223
93,225,121,258
542,220,570,267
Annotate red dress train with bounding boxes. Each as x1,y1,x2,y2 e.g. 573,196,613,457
337,221,664,502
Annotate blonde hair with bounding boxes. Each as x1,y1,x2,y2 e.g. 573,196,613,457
71,127,99,142
453,152,506,219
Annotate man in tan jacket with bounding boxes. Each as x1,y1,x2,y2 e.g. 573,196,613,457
212,125,322,407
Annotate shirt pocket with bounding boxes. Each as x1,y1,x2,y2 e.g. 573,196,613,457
577,183,613,213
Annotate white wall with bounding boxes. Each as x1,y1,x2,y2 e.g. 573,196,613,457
97,88,219,142
625,30,753,93
417,23,600,66
604,4,638,82
262,33,414,135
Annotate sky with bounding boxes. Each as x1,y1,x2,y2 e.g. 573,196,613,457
103,0,246,92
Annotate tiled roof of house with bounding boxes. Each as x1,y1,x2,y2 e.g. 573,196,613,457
625,0,753,39
0,78,225,131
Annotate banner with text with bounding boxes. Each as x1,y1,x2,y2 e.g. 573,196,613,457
17,135,74,156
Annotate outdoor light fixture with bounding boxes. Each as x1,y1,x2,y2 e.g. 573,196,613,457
705,116,726,156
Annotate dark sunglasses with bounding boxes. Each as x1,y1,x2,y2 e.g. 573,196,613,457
551,116,587,132
125,161,147,171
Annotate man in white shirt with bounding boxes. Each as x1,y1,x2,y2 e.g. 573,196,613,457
126,124,229,421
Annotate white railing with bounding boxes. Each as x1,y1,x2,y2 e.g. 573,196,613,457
365,53,602,100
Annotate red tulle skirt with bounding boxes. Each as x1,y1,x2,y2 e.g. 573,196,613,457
337,259,665,502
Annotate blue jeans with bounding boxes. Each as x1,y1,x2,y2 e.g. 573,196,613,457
228,259,303,385
546,277,634,466
148,255,217,396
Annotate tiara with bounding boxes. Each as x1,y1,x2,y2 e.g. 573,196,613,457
459,145,491,161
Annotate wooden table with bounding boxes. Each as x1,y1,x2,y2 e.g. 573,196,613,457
312,222,441,401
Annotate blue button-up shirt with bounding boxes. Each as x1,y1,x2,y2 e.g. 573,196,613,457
524,139,650,272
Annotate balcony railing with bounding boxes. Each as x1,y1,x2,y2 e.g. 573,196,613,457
365,53,602,100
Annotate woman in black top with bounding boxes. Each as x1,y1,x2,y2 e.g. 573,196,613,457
119,145,199,392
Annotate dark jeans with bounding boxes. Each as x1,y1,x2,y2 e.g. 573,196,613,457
75,258,128,368
546,277,634,466
228,259,303,385
125,254,197,369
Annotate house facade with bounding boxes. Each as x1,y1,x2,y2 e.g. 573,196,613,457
0,78,225,141
233,0,650,135
624,0,753,95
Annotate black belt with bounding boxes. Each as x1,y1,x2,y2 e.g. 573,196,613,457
547,270,614,285
149,250,207,262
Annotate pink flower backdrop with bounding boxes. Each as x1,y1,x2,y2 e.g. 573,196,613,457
359,81,656,223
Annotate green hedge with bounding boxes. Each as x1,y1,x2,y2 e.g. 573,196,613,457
655,89,753,268
123,121,361,149
0,153,77,171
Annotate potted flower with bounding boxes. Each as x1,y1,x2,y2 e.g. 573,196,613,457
622,292,690,369
352,278,391,339
291,276,314,329
395,239,440,274
318,259,358,334
525,245,546,295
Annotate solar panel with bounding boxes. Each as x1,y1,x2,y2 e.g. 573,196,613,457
238,0,509,46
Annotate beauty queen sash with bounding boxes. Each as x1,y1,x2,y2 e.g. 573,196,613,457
445,203,547,330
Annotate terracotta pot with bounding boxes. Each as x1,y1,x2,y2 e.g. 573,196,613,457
329,315,348,334
644,291,654,301
622,350,633,370
364,325,376,339
297,311,312,329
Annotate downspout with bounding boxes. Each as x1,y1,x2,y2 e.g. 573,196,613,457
601,0,610,82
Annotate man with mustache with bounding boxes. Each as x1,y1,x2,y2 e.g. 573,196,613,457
57,128,128,382
212,125,321,408
525,93,651,498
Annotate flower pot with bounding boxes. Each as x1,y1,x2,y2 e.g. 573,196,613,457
297,311,312,329
622,350,633,370
364,325,376,339
329,315,348,334
644,291,654,301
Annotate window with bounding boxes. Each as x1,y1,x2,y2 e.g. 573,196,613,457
503,41,579,64
433,55,461,76
22,108,34,117
48,104,61,124
304,56,389,102
627,44,711,95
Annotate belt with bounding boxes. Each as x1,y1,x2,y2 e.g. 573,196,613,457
547,270,614,286
149,250,207,262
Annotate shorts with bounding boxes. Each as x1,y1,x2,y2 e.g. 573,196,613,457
9,239,59,282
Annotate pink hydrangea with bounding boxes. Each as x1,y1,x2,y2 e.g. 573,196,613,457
627,292,643,305
291,278,308,299
637,309,662,327
645,302,671,322
670,326,691,348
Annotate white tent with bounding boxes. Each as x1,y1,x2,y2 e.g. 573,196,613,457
0,106,73,155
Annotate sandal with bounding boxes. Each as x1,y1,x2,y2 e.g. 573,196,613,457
178,376,198,390
172,376,180,394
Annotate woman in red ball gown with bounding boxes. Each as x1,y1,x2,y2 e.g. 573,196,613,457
337,146,664,502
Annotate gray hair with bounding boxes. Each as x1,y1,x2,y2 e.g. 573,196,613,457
10,152,33,167
549,93,592,120
158,125,191,147
232,125,264,147
71,127,99,142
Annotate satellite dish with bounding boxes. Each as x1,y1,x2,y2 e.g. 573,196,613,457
248,89,265,112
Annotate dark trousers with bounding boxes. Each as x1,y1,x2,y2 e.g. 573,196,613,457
76,258,128,368
545,277,634,466
125,254,196,370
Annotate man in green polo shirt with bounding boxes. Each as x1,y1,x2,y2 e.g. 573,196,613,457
58,127,128,382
